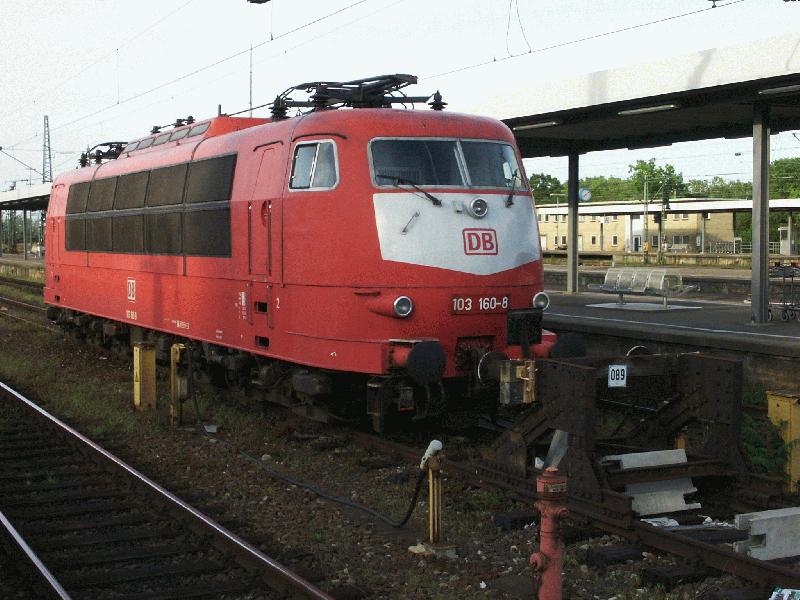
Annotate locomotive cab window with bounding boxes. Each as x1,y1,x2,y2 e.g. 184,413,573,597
461,141,523,188
290,141,338,190
371,138,524,190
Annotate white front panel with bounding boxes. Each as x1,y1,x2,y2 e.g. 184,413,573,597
373,192,540,276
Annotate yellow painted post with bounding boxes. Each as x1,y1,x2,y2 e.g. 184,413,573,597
768,391,800,493
133,342,156,411
170,343,187,425
427,456,443,545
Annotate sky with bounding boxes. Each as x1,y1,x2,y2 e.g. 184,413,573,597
0,0,798,190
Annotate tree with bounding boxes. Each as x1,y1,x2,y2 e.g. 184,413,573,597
528,173,564,203
628,159,687,199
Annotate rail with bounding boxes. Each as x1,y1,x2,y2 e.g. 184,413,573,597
0,381,332,600
0,510,70,599
346,427,800,589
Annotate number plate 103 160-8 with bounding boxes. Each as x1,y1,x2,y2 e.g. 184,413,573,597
451,295,509,314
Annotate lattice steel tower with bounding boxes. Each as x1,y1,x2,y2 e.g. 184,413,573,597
42,115,53,183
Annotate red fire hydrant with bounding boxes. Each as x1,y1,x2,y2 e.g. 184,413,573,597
530,466,568,600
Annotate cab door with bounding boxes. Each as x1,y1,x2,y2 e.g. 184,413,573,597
249,144,285,281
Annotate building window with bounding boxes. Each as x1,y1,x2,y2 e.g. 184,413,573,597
681,213,689,220
537,214,541,221
612,215,618,221
704,212,711,220
632,214,640,221
591,215,597,222
544,214,549,222
591,235,597,245
561,214,567,222
579,215,585,222
553,235,558,246
652,235,658,247
560,235,567,246
612,235,619,246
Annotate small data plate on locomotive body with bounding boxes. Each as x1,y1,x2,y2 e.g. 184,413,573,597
608,364,627,388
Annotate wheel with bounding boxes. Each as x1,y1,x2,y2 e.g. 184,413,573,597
789,309,796,320
781,309,790,322
768,308,773,321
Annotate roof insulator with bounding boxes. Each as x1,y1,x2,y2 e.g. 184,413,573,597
151,125,161,134
429,91,447,111
174,118,186,128
270,96,288,120
186,115,195,124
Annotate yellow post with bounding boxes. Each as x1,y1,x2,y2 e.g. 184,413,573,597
768,391,800,493
427,456,443,545
133,342,156,411
170,344,188,425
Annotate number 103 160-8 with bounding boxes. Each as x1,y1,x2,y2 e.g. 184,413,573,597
452,295,509,314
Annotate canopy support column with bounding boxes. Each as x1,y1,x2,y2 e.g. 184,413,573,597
566,153,580,294
22,209,28,261
752,103,771,324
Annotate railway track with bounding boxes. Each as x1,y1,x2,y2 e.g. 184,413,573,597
0,275,44,292
346,429,800,593
0,382,332,600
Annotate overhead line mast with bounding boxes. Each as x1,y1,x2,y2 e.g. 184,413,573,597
42,116,53,184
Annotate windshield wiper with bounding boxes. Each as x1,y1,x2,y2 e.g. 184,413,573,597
376,173,442,207
506,170,519,207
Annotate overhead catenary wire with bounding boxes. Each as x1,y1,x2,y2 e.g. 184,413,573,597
8,0,403,154
423,0,747,81
4,0,201,123
7,0,372,149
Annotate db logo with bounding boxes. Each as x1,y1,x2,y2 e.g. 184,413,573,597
462,228,498,255
127,278,136,302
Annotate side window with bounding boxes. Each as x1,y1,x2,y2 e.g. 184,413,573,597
87,177,116,212
66,182,90,214
146,212,182,255
65,182,90,251
146,164,187,206
183,154,236,257
114,171,148,209
289,141,337,190
185,155,236,204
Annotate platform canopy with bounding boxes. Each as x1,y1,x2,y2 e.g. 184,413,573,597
492,33,800,324
499,33,800,157
0,183,51,211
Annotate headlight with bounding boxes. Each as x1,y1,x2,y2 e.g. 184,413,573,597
393,296,414,317
532,292,550,311
467,197,489,219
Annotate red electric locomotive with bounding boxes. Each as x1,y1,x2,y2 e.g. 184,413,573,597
45,75,556,430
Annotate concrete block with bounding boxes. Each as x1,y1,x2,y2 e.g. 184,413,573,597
603,449,701,516
734,507,800,560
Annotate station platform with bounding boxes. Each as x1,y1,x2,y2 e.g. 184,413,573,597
544,291,800,393
544,264,759,300
0,255,44,282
